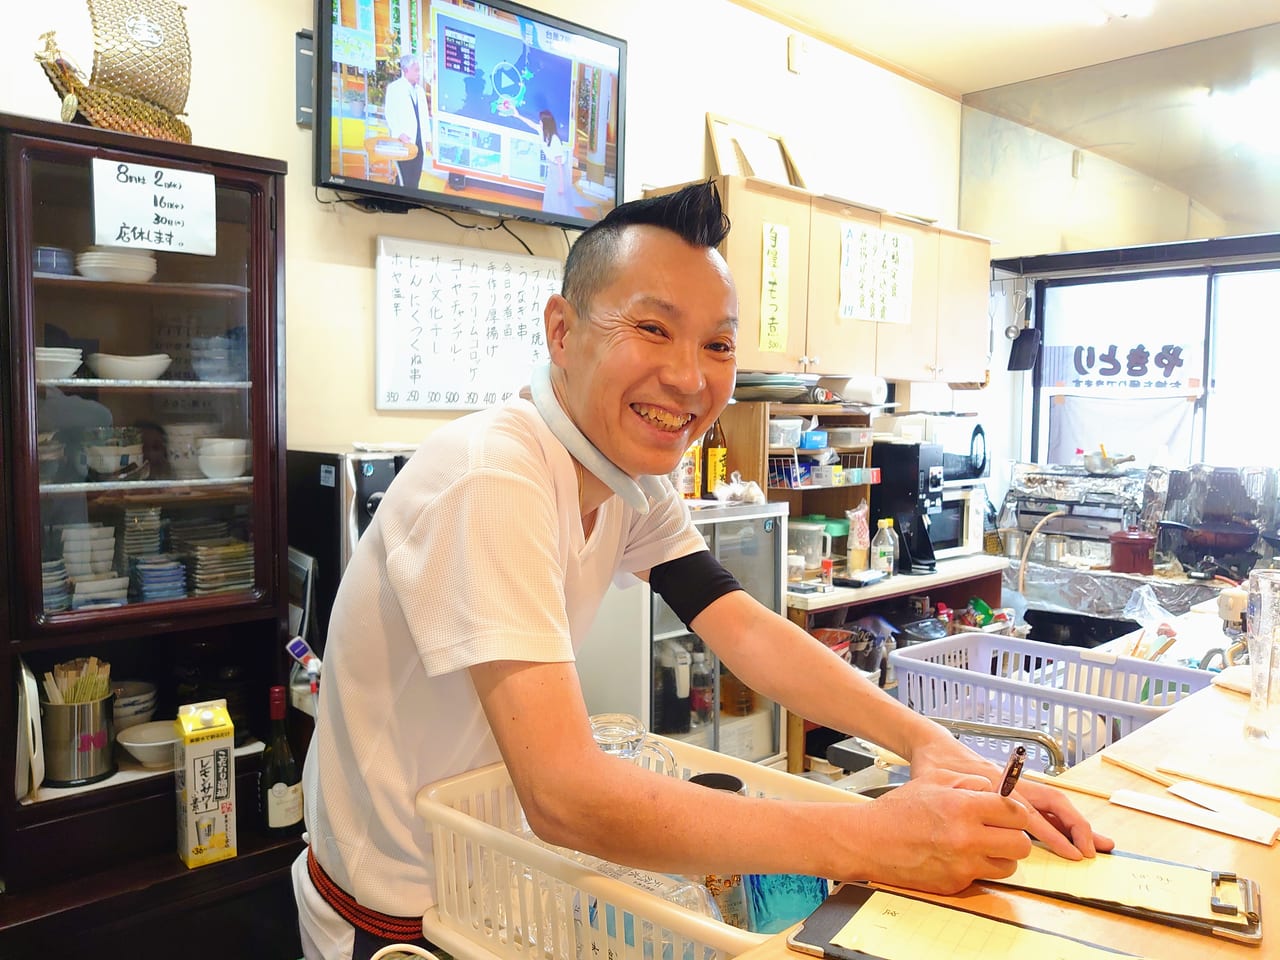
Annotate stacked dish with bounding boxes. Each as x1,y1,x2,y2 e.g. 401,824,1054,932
183,538,254,596
42,559,70,613
191,333,248,381
86,352,172,380
37,431,64,481
169,516,230,551
197,437,249,479
129,554,187,603
34,346,83,380
62,533,116,579
162,421,218,479
80,426,147,481
34,245,75,275
76,246,157,283
113,680,158,732
121,504,164,561
70,574,129,610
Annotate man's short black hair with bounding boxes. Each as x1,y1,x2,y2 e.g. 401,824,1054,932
561,180,731,316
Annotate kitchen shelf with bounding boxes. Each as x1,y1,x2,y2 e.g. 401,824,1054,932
39,477,252,495
34,273,250,298
37,378,251,390
18,740,264,809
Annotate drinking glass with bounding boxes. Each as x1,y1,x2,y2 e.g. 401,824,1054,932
1244,568,1280,745
589,712,679,775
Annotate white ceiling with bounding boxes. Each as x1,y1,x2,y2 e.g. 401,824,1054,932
742,0,1280,236
741,0,1280,96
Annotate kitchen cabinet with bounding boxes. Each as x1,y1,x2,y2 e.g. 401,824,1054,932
644,178,990,382
644,176,813,374
804,195,880,376
0,114,289,896
576,502,788,764
875,224,991,383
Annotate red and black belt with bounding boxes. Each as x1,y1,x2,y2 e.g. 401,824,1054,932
306,846,425,941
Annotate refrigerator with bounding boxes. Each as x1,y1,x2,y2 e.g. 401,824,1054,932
285,446,413,648
577,501,789,763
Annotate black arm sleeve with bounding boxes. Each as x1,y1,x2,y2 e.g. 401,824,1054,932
648,550,744,630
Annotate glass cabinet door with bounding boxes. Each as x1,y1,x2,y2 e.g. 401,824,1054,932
10,136,278,632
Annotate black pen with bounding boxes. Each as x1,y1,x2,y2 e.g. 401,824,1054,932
998,746,1026,797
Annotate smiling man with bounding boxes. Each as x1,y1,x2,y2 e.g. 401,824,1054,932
292,181,1112,960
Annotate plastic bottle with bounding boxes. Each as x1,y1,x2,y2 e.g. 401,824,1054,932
690,652,714,727
689,777,751,928
259,685,303,834
701,419,728,498
871,518,897,578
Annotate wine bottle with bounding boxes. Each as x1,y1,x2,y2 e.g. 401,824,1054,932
701,419,727,498
259,684,303,834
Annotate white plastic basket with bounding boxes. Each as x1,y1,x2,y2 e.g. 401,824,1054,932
415,735,860,960
890,633,1212,769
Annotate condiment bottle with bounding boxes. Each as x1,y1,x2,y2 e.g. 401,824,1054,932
701,419,727,498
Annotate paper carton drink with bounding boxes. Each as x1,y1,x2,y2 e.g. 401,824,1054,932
175,698,237,868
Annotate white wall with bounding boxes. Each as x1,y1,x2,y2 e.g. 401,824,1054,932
2,0,961,447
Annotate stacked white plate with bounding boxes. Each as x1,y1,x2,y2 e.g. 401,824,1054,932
34,346,83,379
76,246,157,283
70,574,129,609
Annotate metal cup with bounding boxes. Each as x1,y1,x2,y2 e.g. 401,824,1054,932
40,694,117,786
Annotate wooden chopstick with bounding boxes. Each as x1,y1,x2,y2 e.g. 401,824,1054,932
1023,768,1113,800
1102,751,1178,787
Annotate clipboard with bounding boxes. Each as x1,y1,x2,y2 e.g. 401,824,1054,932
983,847,1263,945
785,883,1138,959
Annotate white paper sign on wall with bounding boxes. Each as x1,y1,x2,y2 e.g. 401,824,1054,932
375,235,562,411
91,157,217,256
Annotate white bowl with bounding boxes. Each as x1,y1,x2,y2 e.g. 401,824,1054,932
113,709,157,733
197,437,248,457
85,444,145,475
116,720,178,768
112,680,158,707
198,452,248,479
87,353,172,380
35,356,82,379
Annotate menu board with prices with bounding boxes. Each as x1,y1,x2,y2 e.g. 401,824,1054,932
375,235,561,410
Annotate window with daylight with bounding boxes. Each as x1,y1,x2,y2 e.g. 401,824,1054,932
1031,264,1280,469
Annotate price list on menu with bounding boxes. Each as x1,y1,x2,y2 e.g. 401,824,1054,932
375,236,561,410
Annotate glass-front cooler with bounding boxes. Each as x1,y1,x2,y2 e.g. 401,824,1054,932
648,502,787,762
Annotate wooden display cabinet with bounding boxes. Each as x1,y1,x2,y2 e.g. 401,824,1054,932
0,112,293,925
719,400,875,537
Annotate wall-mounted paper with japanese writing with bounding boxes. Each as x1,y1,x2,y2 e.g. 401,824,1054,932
759,222,789,353
91,158,216,256
375,236,561,410
838,224,913,324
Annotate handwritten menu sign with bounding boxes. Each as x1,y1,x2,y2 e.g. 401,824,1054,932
91,158,216,256
838,223,913,324
758,222,790,353
375,236,561,410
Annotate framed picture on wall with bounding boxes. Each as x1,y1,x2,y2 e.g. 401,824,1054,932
706,113,805,188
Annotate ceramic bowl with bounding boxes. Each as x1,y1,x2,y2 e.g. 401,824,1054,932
116,720,178,768
197,437,248,457
85,444,144,475
112,680,158,709
34,356,81,379
86,353,172,380
198,451,248,479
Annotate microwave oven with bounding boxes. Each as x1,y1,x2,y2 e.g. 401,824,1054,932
930,480,986,559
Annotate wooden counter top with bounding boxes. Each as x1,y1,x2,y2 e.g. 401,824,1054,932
738,684,1277,960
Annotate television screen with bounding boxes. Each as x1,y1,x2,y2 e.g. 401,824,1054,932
315,0,626,230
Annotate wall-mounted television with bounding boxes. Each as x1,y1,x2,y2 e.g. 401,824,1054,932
314,0,626,230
